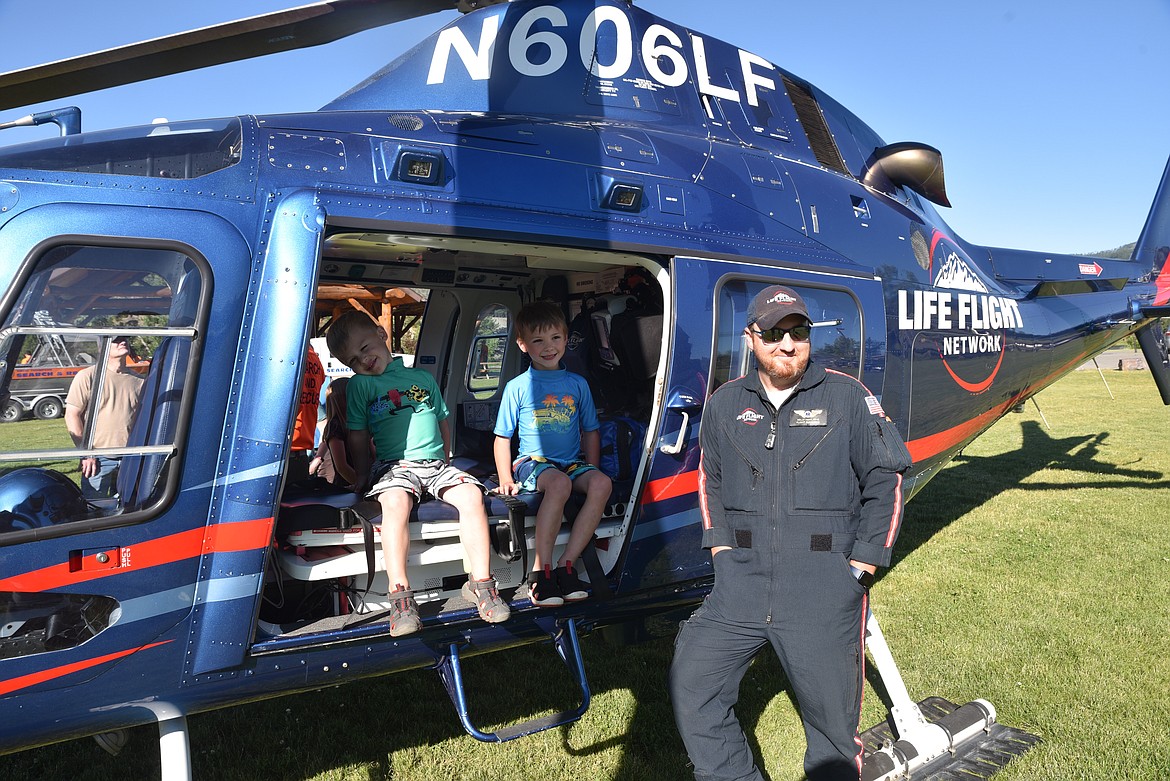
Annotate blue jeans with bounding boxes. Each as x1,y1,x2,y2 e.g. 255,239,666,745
81,456,120,500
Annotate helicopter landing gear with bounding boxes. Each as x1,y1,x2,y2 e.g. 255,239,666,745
158,715,192,781
860,611,1040,780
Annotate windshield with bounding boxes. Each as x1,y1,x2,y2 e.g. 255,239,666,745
0,117,242,179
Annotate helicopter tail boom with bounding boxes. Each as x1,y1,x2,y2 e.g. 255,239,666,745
1127,155,1170,404
1133,156,1170,275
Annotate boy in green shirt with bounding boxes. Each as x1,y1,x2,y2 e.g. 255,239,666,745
326,311,510,636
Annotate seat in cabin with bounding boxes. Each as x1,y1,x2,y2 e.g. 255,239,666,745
115,336,192,512
115,268,200,512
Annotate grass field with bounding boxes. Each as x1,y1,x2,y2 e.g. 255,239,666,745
3,370,1170,780
0,416,82,479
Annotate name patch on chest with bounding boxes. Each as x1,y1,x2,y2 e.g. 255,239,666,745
789,408,827,427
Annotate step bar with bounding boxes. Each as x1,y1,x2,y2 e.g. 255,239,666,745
435,617,591,742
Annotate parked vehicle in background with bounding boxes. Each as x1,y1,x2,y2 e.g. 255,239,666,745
2,333,97,422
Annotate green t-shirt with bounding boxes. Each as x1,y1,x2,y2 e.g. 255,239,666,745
345,358,448,461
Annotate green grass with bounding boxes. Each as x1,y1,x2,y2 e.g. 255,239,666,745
0,417,81,479
3,371,1170,780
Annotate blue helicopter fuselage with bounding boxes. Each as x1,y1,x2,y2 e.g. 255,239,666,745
0,0,1164,760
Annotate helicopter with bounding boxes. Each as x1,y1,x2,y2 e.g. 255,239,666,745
0,1,1167,779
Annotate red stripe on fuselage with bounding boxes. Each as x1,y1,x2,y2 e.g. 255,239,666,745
0,517,274,592
905,403,1008,463
0,640,171,697
906,348,1090,463
642,470,699,505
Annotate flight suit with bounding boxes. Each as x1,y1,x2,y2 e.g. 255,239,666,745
670,362,911,781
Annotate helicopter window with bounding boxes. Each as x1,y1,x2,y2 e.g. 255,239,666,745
0,245,205,538
0,118,242,179
712,279,863,391
466,304,510,400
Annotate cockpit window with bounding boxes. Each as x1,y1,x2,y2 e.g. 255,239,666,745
0,117,242,178
0,244,206,539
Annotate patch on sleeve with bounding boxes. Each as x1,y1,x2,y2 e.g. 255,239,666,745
864,395,884,416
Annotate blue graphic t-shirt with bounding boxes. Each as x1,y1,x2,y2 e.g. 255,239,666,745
346,358,448,461
494,367,599,465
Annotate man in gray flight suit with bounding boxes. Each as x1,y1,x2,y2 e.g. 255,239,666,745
669,285,912,781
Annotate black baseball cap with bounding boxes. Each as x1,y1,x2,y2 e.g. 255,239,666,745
747,286,810,330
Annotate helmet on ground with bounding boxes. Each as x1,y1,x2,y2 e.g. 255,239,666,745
0,468,90,532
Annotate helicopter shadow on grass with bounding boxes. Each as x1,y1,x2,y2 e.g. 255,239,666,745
849,414,1170,749
888,418,1170,571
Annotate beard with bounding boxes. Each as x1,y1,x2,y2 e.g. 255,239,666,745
756,349,809,389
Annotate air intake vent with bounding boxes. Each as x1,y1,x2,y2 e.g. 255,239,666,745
782,76,848,175
911,228,930,271
388,114,424,132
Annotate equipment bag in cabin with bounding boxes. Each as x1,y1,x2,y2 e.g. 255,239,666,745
597,415,647,482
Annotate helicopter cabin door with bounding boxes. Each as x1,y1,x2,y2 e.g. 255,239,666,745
0,201,257,723
622,256,887,592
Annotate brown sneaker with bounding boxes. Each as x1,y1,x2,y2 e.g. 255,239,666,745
462,576,511,624
387,584,421,637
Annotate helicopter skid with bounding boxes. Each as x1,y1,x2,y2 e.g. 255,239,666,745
860,696,1041,781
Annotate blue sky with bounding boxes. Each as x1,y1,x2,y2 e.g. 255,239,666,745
0,0,1166,255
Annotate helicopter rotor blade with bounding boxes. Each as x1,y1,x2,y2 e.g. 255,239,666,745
0,0,482,112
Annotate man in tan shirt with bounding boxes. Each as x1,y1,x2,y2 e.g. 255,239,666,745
65,336,145,499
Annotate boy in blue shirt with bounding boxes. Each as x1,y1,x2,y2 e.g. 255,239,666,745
326,311,510,636
494,302,612,606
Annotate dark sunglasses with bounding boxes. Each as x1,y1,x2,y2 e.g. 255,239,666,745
751,324,811,343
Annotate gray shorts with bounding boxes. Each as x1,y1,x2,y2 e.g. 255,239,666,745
367,459,483,502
